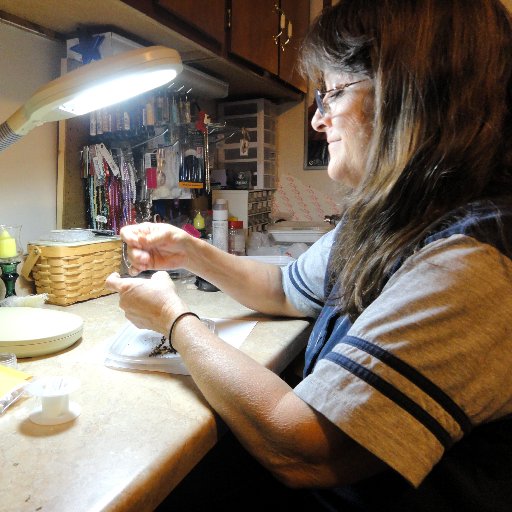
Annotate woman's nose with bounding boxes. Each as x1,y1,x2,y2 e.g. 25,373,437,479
311,108,328,132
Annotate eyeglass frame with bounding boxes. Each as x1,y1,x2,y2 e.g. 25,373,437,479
314,79,367,116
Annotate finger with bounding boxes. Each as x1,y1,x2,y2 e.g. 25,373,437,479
145,224,173,246
121,228,142,248
152,270,171,282
105,272,121,291
121,223,153,247
128,265,146,277
132,247,151,265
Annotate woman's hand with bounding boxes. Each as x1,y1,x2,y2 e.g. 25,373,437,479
105,270,188,335
121,222,197,276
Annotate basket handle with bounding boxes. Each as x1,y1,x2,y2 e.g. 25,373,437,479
20,245,42,281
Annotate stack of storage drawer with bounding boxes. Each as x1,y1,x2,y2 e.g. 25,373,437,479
212,189,274,233
217,99,276,190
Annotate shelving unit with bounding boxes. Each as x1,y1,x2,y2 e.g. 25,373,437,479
212,189,274,233
217,99,277,190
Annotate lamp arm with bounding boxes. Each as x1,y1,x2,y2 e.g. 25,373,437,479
0,107,45,152
0,121,23,153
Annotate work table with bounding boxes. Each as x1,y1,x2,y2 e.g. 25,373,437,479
0,279,311,512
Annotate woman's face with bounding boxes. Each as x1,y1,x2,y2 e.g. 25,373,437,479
311,72,374,187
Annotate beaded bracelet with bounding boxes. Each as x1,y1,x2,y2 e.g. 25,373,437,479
168,312,200,353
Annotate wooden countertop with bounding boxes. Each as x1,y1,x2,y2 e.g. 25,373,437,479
0,279,311,512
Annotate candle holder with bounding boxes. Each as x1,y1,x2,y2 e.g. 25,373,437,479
0,224,23,298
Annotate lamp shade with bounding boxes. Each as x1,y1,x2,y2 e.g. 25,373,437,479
0,45,182,152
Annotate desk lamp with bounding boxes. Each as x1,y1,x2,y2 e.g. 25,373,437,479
0,45,183,298
0,45,183,152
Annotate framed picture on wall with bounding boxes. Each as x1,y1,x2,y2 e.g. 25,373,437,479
304,0,332,170
304,89,329,169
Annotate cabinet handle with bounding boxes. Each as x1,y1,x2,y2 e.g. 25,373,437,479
273,4,286,45
281,21,292,51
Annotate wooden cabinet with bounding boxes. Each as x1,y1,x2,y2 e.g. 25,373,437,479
229,0,309,92
229,0,278,76
279,0,310,92
0,0,306,102
155,0,226,50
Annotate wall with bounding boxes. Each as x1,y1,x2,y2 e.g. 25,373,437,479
274,0,342,221
0,22,63,247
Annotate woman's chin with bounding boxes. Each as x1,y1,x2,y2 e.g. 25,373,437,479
327,161,362,187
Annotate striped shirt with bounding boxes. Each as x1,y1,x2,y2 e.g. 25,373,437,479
282,197,512,501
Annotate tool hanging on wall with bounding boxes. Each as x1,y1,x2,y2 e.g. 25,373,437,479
196,111,212,193
177,112,210,190
240,127,250,156
144,152,158,190
156,147,166,186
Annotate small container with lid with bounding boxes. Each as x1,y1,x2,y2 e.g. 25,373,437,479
228,220,246,255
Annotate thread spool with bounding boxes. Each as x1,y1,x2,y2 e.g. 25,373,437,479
26,376,80,426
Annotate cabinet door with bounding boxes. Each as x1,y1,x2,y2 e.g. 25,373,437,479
156,0,226,47
279,0,309,92
230,0,279,76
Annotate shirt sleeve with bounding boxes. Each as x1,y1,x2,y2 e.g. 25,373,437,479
281,224,339,318
294,234,512,486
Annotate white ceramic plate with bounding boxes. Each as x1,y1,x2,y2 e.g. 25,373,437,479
0,307,83,357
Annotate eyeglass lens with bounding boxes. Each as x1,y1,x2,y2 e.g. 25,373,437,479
314,80,367,116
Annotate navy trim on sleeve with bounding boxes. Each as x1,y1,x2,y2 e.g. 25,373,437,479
342,336,472,435
325,351,454,449
287,261,324,308
424,196,512,259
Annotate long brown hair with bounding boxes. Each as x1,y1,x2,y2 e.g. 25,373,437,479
301,0,512,321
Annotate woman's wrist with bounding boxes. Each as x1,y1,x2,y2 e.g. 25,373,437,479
167,311,200,352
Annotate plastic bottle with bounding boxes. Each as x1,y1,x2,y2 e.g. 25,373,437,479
212,199,228,251
228,220,246,255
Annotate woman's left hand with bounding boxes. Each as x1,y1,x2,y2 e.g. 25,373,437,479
105,271,188,335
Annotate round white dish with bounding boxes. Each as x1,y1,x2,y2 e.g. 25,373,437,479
0,307,83,357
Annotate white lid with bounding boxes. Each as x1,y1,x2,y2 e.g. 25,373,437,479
105,319,216,375
213,198,228,208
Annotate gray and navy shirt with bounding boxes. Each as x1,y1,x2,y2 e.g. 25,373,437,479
282,196,512,509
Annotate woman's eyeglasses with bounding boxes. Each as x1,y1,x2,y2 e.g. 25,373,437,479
314,79,367,116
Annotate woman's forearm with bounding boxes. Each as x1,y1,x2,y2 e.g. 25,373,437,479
185,239,304,318
172,314,386,488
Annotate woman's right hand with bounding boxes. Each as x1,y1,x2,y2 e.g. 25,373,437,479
121,222,199,275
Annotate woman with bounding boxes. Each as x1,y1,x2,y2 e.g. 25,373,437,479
106,0,512,509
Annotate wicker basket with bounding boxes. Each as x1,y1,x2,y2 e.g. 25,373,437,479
21,237,122,306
